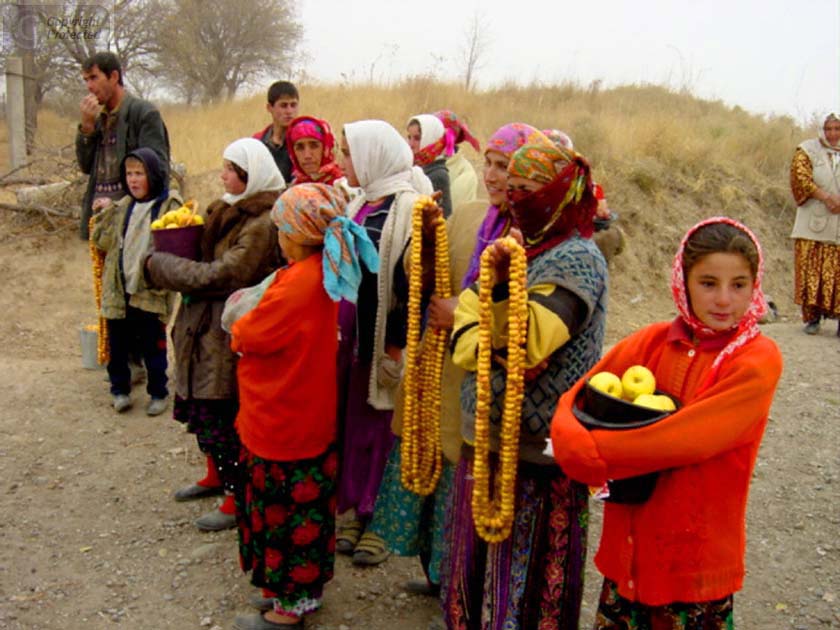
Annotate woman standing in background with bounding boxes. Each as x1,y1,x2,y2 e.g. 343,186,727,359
789,111,840,336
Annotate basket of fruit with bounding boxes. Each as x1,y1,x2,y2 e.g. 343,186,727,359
151,200,205,260
572,366,680,504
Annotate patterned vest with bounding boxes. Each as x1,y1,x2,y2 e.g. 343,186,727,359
460,236,608,464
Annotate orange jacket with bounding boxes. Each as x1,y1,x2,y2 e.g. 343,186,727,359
232,254,338,461
550,319,782,605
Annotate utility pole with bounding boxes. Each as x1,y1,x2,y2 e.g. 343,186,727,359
5,57,27,169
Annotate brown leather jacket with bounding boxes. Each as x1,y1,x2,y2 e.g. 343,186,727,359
146,190,281,400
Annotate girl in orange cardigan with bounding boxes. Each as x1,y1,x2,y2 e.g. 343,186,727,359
223,184,378,630
551,217,783,629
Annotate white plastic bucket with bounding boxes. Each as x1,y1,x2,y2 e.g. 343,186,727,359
80,325,101,369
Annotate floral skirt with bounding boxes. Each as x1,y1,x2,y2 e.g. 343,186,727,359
366,438,455,584
794,239,840,321
440,450,589,630
594,579,734,630
235,444,338,617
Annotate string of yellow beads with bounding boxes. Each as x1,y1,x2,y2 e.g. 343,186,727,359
88,216,109,365
400,196,451,496
471,236,528,543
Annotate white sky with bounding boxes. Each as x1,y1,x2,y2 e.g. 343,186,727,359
298,0,839,123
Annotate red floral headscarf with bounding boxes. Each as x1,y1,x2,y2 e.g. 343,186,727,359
435,109,481,153
670,216,768,389
286,116,344,185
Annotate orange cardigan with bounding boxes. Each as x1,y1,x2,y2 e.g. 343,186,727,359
232,254,338,461
550,319,782,605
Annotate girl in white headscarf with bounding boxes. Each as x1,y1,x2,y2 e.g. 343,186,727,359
334,120,433,564
145,138,285,533
407,114,453,217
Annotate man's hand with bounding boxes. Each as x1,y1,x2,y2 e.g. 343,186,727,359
79,94,100,134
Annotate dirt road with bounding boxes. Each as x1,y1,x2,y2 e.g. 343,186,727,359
0,228,838,630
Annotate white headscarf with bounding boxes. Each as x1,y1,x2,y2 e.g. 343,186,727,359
817,112,840,170
221,138,286,205
343,120,432,201
409,114,445,149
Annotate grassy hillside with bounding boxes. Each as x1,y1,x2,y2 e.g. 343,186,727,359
19,81,817,337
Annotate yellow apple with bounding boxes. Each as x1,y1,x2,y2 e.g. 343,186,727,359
589,371,623,399
621,365,656,401
191,215,204,226
633,393,676,412
150,219,165,230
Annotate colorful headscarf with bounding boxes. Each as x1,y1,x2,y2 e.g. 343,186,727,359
507,142,597,255
542,128,574,150
462,123,550,287
485,122,549,157
434,109,481,153
272,183,379,302
221,137,286,205
409,114,447,167
670,217,767,391
286,116,344,185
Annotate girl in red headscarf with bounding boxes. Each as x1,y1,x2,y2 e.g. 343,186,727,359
551,217,783,629
286,116,345,187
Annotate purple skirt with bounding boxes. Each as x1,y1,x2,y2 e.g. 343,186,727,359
335,301,394,519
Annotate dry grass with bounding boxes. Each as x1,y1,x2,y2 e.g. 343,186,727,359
1,80,816,332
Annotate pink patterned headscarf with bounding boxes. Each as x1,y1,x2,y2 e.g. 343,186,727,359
485,122,549,158
670,217,768,389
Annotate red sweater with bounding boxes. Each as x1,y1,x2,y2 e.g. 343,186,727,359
232,254,338,461
550,319,782,605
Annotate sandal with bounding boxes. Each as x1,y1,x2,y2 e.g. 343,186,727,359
335,519,362,555
352,531,390,566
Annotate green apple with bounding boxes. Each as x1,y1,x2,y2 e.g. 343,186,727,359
633,393,676,412
589,371,623,399
621,365,656,401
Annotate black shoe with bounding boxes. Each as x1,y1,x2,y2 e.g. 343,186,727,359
194,508,236,532
232,613,303,629
804,319,820,335
404,578,441,597
173,483,224,502
250,594,275,612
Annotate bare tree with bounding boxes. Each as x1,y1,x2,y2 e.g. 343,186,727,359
459,11,490,92
1,1,163,110
155,0,303,103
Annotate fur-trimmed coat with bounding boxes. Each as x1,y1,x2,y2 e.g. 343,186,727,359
145,190,281,400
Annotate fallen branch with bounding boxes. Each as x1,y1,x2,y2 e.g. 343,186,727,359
0,176,51,187
0,201,73,218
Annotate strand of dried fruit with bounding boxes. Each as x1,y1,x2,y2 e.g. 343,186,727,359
88,216,109,364
471,236,528,543
400,196,451,496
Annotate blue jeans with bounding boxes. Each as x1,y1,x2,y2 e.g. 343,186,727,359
106,305,168,399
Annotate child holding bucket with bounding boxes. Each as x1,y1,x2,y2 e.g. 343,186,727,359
551,217,783,629
223,184,378,629
91,147,181,415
